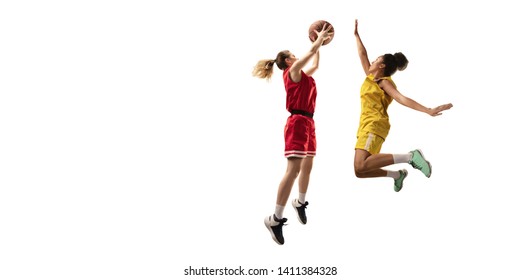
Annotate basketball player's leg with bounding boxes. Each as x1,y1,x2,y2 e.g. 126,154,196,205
354,148,393,177
292,118,314,225
292,156,312,224
354,132,411,191
297,156,313,196
354,133,395,176
265,115,307,245
276,157,303,207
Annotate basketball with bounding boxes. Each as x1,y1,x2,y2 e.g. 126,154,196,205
308,20,334,45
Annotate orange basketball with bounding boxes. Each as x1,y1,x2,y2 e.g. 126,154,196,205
308,20,334,45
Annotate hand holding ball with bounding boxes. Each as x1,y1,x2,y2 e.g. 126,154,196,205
308,20,334,45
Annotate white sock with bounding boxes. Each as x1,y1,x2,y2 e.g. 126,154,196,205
274,205,285,220
298,193,306,204
393,153,412,164
386,170,401,179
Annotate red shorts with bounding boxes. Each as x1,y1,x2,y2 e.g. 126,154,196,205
284,115,316,158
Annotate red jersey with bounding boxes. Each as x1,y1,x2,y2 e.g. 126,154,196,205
283,69,317,114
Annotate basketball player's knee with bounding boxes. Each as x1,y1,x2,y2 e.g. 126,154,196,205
355,169,368,178
286,165,301,179
287,169,300,179
354,163,367,177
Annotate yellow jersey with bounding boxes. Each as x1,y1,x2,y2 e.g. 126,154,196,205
357,74,396,139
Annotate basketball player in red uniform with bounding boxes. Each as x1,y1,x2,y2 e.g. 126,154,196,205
252,24,333,245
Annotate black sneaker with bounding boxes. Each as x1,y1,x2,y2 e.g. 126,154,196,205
292,199,309,225
264,215,288,245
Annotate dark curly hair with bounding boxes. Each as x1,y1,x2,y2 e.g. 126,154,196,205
382,52,408,76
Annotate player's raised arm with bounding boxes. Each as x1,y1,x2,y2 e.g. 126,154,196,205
354,19,370,75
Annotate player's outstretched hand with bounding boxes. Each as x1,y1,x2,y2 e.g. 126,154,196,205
428,103,453,116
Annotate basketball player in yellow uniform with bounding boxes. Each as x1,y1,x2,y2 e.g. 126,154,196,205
353,20,453,192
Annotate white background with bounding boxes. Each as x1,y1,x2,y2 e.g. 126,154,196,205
1,0,519,279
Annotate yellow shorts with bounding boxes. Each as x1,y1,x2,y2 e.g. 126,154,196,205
355,132,385,155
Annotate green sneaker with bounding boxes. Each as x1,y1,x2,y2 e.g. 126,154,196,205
394,169,408,192
409,149,432,178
